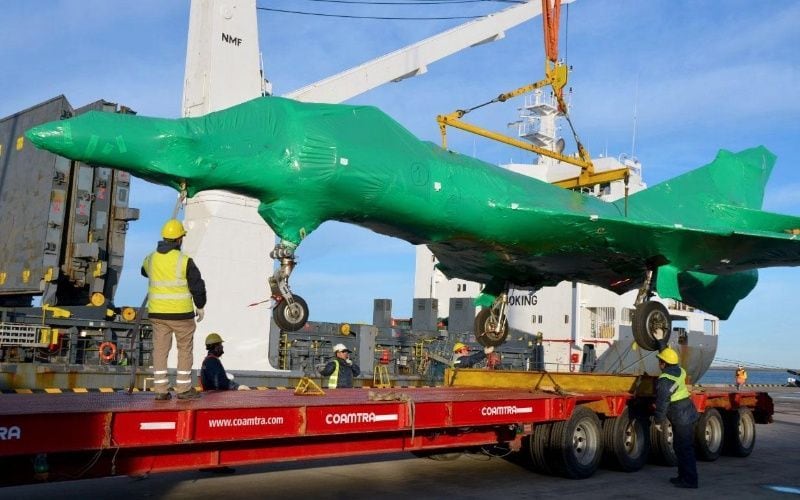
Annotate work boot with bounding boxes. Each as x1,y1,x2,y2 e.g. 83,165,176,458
154,392,172,401
177,388,201,400
673,479,698,489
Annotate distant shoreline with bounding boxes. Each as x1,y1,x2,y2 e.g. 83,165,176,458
709,366,792,372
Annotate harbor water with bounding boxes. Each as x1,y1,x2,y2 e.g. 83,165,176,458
698,367,793,386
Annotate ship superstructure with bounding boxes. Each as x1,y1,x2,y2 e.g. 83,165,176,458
414,89,719,380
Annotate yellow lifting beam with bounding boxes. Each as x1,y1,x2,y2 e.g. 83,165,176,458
436,0,628,190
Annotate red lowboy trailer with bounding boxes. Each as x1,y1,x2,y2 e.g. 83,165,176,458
0,370,773,485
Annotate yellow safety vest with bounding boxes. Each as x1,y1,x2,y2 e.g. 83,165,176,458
143,250,193,314
327,361,340,389
659,367,691,402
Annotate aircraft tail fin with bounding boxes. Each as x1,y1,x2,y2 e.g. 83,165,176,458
623,146,782,319
623,146,777,216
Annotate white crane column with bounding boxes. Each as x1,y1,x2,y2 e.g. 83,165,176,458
181,0,280,371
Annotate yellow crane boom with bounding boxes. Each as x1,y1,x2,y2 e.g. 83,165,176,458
436,0,629,190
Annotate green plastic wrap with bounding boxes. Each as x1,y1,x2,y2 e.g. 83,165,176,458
26,96,798,319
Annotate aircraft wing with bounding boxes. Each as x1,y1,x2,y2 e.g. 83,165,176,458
428,204,800,320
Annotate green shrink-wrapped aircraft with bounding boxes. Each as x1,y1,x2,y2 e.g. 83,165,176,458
26,96,799,350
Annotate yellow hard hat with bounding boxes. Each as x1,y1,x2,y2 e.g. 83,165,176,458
161,219,186,240
657,347,679,365
453,342,467,353
205,332,224,346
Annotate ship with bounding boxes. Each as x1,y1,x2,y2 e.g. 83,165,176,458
415,89,718,382
0,1,725,389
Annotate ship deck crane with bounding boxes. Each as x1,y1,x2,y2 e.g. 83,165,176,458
436,0,628,189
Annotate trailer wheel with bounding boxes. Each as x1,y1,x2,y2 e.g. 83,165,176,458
648,419,677,466
550,406,603,479
273,295,309,331
632,301,671,351
602,408,649,472
474,308,508,347
723,407,756,457
525,422,554,475
694,408,724,461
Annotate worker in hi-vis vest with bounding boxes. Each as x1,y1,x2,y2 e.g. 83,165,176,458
654,347,699,489
319,343,360,388
142,219,207,401
735,365,748,390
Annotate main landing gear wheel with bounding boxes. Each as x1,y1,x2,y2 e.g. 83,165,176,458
474,308,508,347
273,295,309,331
632,301,671,351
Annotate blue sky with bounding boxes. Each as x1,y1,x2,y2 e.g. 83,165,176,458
2,1,799,368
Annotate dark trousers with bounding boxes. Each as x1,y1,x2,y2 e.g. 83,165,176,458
672,420,698,487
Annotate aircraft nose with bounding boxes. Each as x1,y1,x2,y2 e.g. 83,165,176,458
26,121,71,155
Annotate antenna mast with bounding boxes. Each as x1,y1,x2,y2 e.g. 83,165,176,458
631,76,639,158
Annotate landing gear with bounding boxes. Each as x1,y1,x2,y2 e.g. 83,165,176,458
632,301,671,351
631,269,671,351
269,243,308,332
273,295,309,331
474,293,509,347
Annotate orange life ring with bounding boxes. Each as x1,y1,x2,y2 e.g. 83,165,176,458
99,341,117,362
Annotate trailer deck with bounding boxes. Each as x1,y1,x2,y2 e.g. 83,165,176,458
0,370,774,485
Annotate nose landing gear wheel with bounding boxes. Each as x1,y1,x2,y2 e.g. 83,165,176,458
474,307,508,347
273,295,309,331
632,301,671,351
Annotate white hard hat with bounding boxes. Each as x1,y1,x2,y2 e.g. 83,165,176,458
333,343,350,353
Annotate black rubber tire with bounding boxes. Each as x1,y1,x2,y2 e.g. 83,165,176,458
526,422,555,475
723,407,756,457
632,301,671,351
273,295,309,331
648,419,677,466
602,407,649,472
549,406,603,479
694,408,724,461
474,307,508,347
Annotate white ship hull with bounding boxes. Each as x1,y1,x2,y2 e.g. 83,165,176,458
505,283,718,381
